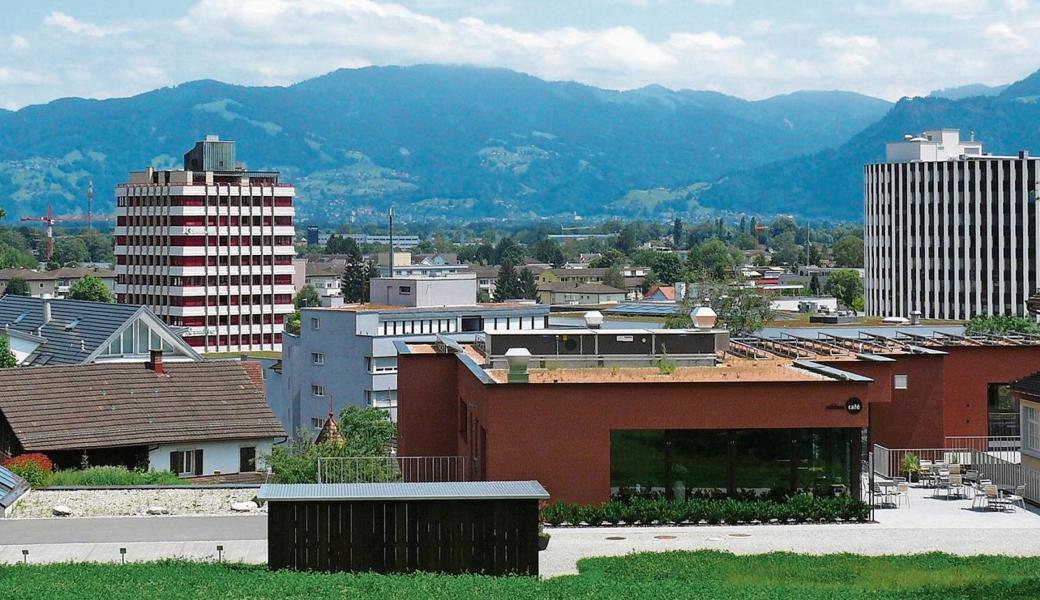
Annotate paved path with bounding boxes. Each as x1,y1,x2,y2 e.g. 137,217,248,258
0,515,266,544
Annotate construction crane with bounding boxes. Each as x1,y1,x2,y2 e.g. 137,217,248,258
19,205,113,262
753,224,769,256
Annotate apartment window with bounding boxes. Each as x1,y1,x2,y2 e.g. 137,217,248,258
311,317,320,330
365,389,397,408
368,357,398,373
311,417,324,429
1024,405,1040,455
893,374,908,390
399,285,412,295
312,384,325,397
312,352,325,365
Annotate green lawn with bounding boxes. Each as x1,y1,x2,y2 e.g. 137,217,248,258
3,551,1040,599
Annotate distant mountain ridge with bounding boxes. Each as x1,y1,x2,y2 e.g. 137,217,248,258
0,65,892,224
929,83,1008,100
700,68,1040,220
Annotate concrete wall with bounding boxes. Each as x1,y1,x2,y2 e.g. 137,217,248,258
147,438,274,476
369,276,476,307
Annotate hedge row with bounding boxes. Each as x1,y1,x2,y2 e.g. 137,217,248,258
541,494,870,527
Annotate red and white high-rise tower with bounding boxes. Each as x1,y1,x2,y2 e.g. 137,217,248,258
114,135,296,352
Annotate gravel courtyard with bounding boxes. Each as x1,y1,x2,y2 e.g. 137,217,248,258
9,488,264,518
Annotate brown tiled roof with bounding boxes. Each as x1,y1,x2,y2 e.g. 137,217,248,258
0,267,116,281
0,361,286,451
315,413,344,445
537,282,626,294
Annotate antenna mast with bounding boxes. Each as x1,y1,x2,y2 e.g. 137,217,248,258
388,206,395,277
87,180,95,233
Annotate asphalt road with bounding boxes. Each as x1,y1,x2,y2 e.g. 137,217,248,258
0,515,266,545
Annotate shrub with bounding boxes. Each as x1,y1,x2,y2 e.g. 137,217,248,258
2,452,54,473
44,467,184,487
541,494,871,527
7,462,47,488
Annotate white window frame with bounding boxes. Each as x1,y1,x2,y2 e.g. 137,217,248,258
312,384,325,397
173,450,197,476
311,417,324,429
894,374,908,390
311,317,320,330
1024,404,1040,456
312,352,325,366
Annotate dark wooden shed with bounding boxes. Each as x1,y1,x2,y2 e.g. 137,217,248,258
259,480,549,576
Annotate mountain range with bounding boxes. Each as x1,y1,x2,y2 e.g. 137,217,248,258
0,64,1036,224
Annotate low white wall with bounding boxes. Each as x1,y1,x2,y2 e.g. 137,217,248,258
148,438,274,476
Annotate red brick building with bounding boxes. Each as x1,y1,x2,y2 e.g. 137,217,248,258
397,327,1040,504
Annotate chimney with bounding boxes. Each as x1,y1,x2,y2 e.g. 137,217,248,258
504,348,531,383
147,349,167,377
42,294,52,324
910,310,922,326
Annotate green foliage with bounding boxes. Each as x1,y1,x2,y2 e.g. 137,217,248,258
493,237,525,266
67,275,114,303
667,282,773,336
532,239,565,267
4,277,30,296
340,243,376,303
0,245,37,269
8,551,1040,598
833,235,865,267
493,261,524,302
602,265,626,290
43,467,183,488
285,310,301,335
540,494,870,527
966,315,1040,335
51,237,89,266
518,268,538,300
0,334,16,368
589,249,625,269
688,239,739,280
294,285,321,309
267,406,397,484
808,272,821,295
7,461,46,487
823,269,864,311
901,452,920,480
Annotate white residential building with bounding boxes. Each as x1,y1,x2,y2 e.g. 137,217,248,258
865,128,1040,319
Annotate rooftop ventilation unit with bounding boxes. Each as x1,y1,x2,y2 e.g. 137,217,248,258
504,347,531,383
583,310,604,329
690,303,718,329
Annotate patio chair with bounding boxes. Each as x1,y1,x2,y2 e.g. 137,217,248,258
971,479,992,510
1005,485,1026,510
946,474,964,499
872,481,893,507
895,481,910,507
964,470,979,484
949,464,962,475
984,485,1010,512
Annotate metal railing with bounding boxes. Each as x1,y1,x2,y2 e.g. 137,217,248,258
873,445,973,479
969,450,1021,488
317,456,474,484
945,435,1021,452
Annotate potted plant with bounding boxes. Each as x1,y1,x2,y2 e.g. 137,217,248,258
538,524,551,551
900,452,920,482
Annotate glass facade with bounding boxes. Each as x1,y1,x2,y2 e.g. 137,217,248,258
988,384,1019,437
610,428,858,495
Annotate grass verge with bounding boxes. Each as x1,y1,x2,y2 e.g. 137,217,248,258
2,551,1039,599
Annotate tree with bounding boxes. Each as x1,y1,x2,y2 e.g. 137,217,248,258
4,277,30,296
494,261,523,301
824,269,864,312
493,237,525,266
833,235,865,268
267,406,397,483
340,243,372,303
665,283,773,336
533,239,566,268
603,265,626,290
809,272,821,296
295,284,321,309
68,275,114,303
672,218,684,247
689,239,738,280
519,268,538,300
0,334,16,368
590,249,625,269
285,310,301,335
966,315,1040,335
615,224,637,255
51,237,89,266
649,252,684,285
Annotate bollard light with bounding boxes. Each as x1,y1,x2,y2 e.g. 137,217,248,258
217,545,224,563
21,549,28,564
119,547,126,564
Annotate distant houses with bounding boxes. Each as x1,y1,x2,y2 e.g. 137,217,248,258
0,267,115,299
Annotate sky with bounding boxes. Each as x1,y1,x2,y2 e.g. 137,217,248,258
1,0,1039,110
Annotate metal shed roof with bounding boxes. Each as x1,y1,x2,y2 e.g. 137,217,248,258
0,465,29,510
258,481,550,501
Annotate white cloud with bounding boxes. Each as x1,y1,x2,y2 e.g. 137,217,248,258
668,31,745,51
1007,0,1028,11
10,35,29,50
819,34,879,50
750,19,773,34
898,0,989,13
982,22,1028,47
43,11,130,38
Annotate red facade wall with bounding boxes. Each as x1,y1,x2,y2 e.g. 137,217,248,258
397,354,460,457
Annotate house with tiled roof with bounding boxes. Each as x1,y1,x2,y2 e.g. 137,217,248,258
0,267,115,299
0,353,286,474
536,282,628,305
0,295,200,366
644,285,676,302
